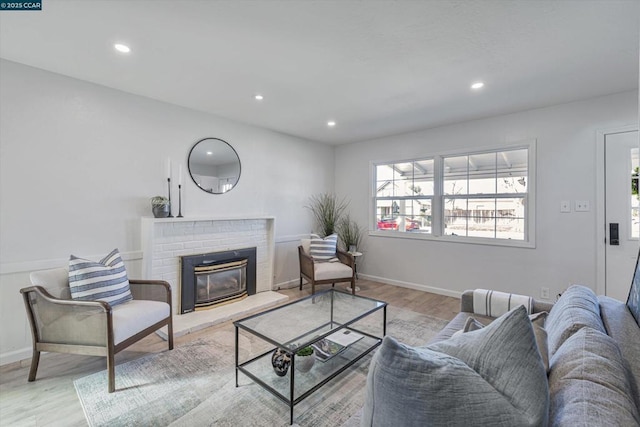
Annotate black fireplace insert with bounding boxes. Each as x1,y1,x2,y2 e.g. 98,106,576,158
180,247,257,314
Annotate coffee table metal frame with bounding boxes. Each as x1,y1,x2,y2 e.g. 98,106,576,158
234,289,387,425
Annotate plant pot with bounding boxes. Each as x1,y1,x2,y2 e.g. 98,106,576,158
296,352,315,373
152,204,170,218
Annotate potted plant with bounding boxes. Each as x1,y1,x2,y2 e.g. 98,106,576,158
306,193,348,237
296,345,315,373
150,196,170,218
337,214,365,253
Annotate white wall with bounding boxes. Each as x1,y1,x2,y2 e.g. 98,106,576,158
0,59,334,364
335,91,638,300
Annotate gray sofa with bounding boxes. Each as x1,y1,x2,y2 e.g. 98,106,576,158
361,285,640,426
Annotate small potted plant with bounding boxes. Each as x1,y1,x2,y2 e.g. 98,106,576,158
296,345,315,373
337,214,365,253
150,196,170,218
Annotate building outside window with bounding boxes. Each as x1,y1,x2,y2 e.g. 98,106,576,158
375,159,434,234
372,143,534,246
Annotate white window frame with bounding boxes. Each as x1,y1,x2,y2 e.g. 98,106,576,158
370,139,536,248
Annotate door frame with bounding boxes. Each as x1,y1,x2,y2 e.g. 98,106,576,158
595,125,638,296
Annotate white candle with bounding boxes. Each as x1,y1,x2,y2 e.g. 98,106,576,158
166,158,171,179
179,165,183,185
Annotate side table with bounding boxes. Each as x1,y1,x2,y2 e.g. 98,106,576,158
348,251,363,279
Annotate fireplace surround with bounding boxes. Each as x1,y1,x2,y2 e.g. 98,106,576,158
180,247,257,314
141,216,275,317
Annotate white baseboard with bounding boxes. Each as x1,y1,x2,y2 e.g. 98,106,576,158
1,347,32,367
274,278,300,290
359,274,463,299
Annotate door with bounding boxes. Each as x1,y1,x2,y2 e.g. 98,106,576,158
605,130,640,301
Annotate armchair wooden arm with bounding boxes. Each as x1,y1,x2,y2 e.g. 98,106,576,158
298,246,315,280
336,249,355,268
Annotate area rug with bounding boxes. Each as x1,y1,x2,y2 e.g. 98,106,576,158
74,306,448,427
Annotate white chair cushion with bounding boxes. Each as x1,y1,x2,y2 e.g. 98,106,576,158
112,300,170,345
314,261,353,281
301,239,311,255
30,267,71,299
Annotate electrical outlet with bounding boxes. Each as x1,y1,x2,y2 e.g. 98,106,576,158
560,201,571,213
575,200,590,212
541,287,550,299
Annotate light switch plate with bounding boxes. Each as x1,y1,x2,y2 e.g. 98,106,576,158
575,200,590,212
560,201,571,213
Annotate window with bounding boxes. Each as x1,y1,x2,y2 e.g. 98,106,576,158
372,143,534,246
443,148,528,240
375,159,434,234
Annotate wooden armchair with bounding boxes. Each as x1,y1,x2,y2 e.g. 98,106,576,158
298,242,356,295
21,267,173,393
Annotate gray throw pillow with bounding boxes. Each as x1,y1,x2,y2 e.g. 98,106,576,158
451,311,549,372
548,327,640,426
361,306,549,427
545,285,606,356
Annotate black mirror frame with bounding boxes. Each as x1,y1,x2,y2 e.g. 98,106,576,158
187,137,241,195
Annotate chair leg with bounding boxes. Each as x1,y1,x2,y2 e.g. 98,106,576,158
167,319,174,351
311,282,315,294
332,283,335,288
350,277,356,295
27,349,40,382
299,276,303,291
107,350,116,393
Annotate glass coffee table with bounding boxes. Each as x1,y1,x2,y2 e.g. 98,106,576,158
234,289,387,424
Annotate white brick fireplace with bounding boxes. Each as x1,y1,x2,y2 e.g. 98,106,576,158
141,216,280,331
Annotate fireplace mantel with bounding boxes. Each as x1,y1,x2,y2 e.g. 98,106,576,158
141,216,275,314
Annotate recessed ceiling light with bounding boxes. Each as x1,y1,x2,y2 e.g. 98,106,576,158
327,121,336,127
114,43,131,53
254,94,264,101
471,82,484,90
206,151,213,155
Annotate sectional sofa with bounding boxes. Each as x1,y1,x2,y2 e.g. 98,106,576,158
360,285,640,426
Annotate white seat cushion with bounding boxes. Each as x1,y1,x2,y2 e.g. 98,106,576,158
112,300,170,345
314,262,353,281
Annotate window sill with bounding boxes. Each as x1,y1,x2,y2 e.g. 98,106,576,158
368,230,535,249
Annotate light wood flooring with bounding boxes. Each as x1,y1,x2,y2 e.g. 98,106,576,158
0,279,459,427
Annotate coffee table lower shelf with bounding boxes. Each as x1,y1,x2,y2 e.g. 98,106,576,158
235,330,382,425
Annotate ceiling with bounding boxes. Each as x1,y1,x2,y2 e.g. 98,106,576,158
1,1,638,145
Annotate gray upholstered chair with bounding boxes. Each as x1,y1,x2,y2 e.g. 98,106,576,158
298,239,356,295
21,267,173,392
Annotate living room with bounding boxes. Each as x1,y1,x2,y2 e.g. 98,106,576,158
1,1,639,426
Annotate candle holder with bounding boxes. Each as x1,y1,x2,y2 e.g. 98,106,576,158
167,177,174,218
177,184,184,218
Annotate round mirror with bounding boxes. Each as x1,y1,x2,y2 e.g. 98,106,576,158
187,138,241,194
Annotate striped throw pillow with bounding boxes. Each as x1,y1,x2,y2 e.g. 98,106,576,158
309,233,338,262
68,248,133,306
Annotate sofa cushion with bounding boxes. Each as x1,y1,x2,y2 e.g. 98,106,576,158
548,327,640,426
545,285,605,356
309,233,338,261
361,306,548,427
598,295,640,408
112,300,170,345
459,312,549,373
68,248,133,307
426,311,494,344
